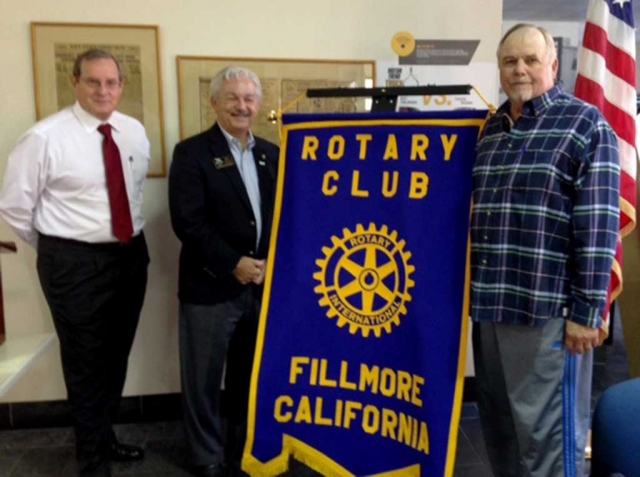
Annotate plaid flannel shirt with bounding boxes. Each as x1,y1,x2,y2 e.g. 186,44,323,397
470,85,620,329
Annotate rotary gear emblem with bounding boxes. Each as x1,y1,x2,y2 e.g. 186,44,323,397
313,223,415,338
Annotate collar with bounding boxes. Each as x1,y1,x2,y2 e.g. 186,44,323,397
497,84,564,123
527,84,563,117
72,102,121,133
218,123,256,151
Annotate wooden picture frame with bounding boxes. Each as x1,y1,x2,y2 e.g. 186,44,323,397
31,22,167,177
176,56,376,144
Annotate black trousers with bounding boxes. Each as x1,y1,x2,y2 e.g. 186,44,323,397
37,233,149,475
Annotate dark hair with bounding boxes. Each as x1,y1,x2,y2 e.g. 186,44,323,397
72,49,124,81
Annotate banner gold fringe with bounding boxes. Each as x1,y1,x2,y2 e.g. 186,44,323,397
243,434,423,476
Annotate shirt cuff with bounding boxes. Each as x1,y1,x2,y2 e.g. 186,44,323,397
568,300,603,329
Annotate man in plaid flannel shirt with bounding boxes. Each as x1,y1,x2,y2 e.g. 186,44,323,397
470,24,620,477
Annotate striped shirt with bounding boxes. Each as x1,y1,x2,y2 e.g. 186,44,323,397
470,85,620,329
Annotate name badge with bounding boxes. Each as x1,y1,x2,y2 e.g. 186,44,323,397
213,155,235,169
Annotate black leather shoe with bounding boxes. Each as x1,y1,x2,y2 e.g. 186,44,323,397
109,442,144,462
193,463,227,477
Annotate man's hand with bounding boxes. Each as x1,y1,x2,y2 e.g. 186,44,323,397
252,260,266,285
564,320,600,355
232,257,264,285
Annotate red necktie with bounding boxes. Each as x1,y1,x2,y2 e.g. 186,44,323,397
97,124,134,243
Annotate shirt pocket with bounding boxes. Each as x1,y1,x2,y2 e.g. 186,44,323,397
504,149,570,204
128,155,150,190
503,149,573,246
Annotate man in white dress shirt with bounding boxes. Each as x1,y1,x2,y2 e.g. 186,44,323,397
0,49,150,476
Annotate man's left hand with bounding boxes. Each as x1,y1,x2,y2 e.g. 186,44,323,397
253,260,266,285
564,320,600,355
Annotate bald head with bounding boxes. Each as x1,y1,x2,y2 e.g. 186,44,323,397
497,24,559,117
498,24,557,64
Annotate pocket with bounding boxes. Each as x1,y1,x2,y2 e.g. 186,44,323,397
503,150,570,205
37,252,103,324
129,155,149,189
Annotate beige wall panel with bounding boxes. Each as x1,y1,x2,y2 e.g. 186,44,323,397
0,0,503,402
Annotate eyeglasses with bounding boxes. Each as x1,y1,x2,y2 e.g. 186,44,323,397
80,78,122,90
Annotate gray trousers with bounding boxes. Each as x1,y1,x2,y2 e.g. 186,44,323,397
473,320,592,477
179,286,260,467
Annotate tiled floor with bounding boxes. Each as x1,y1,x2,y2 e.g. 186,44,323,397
0,313,630,477
0,405,491,477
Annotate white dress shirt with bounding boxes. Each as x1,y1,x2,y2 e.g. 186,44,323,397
0,102,150,247
219,125,262,248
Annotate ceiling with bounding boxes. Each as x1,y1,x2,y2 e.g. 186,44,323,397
503,0,640,25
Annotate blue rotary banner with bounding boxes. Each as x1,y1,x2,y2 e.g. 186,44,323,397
244,110,487,476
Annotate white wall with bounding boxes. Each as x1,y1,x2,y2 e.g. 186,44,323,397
502,20,584,47
0,0,504,402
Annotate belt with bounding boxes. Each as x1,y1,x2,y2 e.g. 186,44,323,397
38,232,143,252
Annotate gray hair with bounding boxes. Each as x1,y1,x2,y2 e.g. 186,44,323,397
209,66,262,101
72,49,124,82
497,23,557,63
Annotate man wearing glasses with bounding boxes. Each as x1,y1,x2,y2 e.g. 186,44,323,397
0,49,150,476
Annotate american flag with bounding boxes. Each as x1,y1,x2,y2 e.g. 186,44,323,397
574,0,637,336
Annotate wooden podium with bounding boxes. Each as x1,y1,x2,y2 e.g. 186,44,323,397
0,242,17,344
